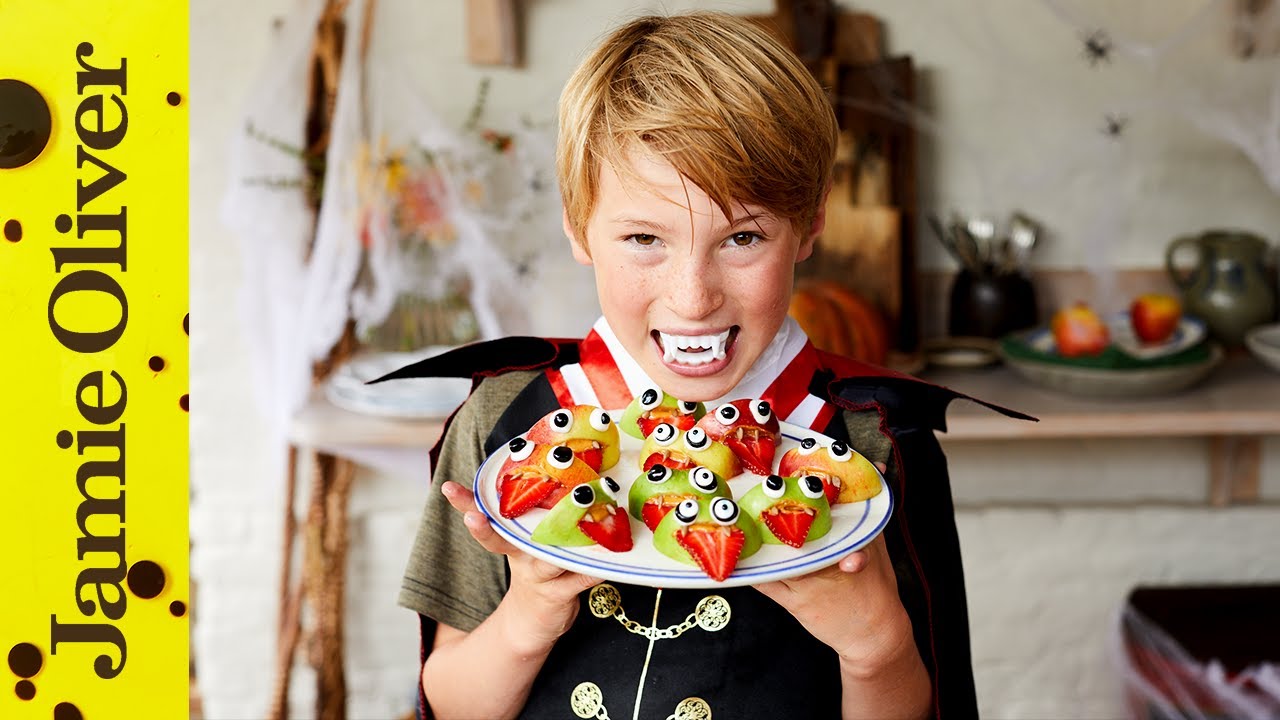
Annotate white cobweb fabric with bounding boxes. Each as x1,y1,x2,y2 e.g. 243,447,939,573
222,0,557,444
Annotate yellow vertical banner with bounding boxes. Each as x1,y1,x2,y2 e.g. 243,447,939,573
0,1,189,718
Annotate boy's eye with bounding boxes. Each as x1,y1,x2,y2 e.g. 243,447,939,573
726,232,762,248
627,233,658,246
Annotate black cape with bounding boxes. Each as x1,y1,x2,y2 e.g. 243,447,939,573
378,336,1033,719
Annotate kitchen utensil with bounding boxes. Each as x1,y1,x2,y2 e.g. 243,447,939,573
1007,212,1040,274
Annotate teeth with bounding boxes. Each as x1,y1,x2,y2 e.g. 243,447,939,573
658,329,731,365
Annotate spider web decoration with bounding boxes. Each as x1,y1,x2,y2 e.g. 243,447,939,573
837,0,1280,314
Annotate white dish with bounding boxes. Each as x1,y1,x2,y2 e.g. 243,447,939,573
1105,314,1207,360
325,349,472,419
473,421,893,589
1245,323,1280,373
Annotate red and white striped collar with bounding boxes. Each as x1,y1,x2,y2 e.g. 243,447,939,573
547,317,838,432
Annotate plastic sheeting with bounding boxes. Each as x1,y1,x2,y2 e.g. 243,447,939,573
1114,603,1280,719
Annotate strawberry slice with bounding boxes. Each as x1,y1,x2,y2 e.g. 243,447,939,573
820,477,840,505
761,505,816,548
537,485,570,510
675,526,745,582
641,500,672,532
575,446,604,471
725,435,777,475
578,510,633,552
498,475,558,518
637,415,662,439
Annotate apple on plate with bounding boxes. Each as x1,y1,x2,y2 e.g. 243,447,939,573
1051,302,1110,357
1129,293,1182,345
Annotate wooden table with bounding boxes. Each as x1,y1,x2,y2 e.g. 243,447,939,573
921,354,1280,505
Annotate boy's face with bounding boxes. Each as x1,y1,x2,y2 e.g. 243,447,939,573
567,149,821,403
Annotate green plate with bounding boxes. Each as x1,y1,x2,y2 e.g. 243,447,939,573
999,328,1222,398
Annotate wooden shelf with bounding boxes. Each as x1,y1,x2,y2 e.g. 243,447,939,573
287,355,1277,505
288,355,1280,449
923,354,1280,441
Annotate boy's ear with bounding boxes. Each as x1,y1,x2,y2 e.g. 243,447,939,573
564,207,593,266
796,185,831,263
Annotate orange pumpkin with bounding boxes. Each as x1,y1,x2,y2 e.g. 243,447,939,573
789,281,890,365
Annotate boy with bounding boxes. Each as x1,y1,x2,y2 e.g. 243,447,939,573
391,11,1025,719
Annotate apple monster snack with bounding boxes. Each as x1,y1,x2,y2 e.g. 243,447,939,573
639,423,741,479
738,475,832,548
619,387,705,439
496,438,599,519
653,496,762,582
627,464,731,532
778,437,882,505
695,399,781,475
526,404,621,472
531,477,634,552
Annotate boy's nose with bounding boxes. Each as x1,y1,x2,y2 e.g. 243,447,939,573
664,257,724,319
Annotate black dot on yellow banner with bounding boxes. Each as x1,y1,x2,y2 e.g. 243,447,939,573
54,702,83,720
166,91,182,106
0,79,52,169
170,600,187,617
3,219,20,242
149,356,166,372
180,394,189,412
14,679,34,700
126,560,166,599
54,214,72,233
183,313,189,335
7,642,41,677
56,430,73,449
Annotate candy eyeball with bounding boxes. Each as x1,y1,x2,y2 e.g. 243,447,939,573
762,474,786,499
798,437,821,455
678,400,699,415
751,400,772,424
685,427,710,450
572,485,595,507
691,467,717,493
549,445,574,469
646,464,672,484
828,441,851,462
601,476,622,500
710,497,739,525
589,407,612,432
800,475,826,499
551,410,573,431
508,437,534,461
674,498,699,525
652,423,678,446
716,403,740,423
639,388,661,410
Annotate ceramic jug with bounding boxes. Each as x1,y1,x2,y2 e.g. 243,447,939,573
1166,230,1276,347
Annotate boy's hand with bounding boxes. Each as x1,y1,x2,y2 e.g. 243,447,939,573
440,481,601,657
752,461,918,674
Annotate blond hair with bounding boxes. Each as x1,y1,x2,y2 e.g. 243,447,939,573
557,12,839,244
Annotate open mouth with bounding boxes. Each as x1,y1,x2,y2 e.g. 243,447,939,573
652,327,737,367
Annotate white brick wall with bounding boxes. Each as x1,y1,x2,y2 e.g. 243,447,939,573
192,1,1280,719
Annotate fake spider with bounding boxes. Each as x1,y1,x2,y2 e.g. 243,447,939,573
1102,113,1128,138
1082,29,1113,66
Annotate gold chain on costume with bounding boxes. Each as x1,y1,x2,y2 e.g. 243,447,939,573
571,682,712,720
571,681,609,719
588,584,731,640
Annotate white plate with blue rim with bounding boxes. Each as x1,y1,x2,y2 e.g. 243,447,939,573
325,349,472,419
1105,313,1207,361
473,419,893,590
